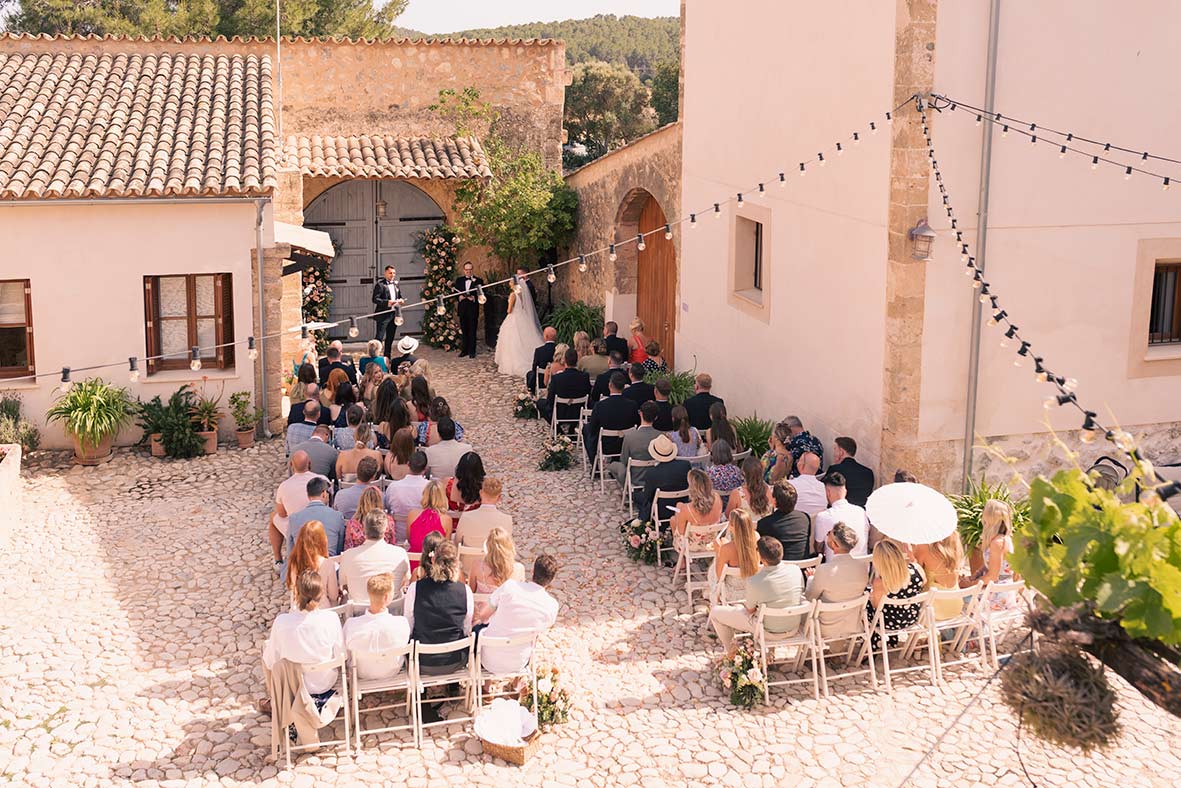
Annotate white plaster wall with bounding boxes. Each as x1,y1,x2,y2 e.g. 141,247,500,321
921,0,1181,444
679,0,897,468
0,201,265,449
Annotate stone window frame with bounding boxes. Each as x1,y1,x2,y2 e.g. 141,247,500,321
1127,238,1181,378
727,201,772,323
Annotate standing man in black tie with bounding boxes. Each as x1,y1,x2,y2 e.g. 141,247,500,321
452,261,483,358
372,265,404,359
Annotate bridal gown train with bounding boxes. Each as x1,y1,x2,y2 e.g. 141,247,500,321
495,284,544,377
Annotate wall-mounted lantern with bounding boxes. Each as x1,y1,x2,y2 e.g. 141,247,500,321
909,218,936,261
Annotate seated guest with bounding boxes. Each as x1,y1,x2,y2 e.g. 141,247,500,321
411,531,446,583
339,510,410,604
285,400,320,456
384,450,431,543
894,469,918,484
285,520,340,611
417,397,465,447
543,342,569,389
407,480,454,571
784,415,824,476
966,499,1018,609
319,368,351,411
608,400,661,487
583,372,640,466
480,555,561,675
578,337,610,380
603,321,629,359
372,379,408,448
668,405,704,458
359,361,385,412
757,480,814,561
405,541,474,674
789,452,828,517
706,440,744,499
709,536,805,650
671,469,724,557
455,477,512,575
540,347,592,425
446,451,486,513
423,418,474,480
385,426,415,481
327,381,360,428
640,434,691,522
470,528,526,623
589,350,626,404
293,424,339,480
262,570,343,724
866,539,925,649
333,404,372,453
357,339,389,376
813,471,869,559
651,378,674,432
572,331,592,361
527,327,559,394
683,373,723,432
318,342,357,386
334,456,382,522
805,523,871,637
728,455,774,518
622,363,654,407
343,486,395,551
336,421,380,480
762,421,794,484
286,477,345,581
705,402,741,452
286,364,320,426
913,531,967,620
641,340,669,376
829,436,875,508
628,317,649,364
271,451,323,564
343,573,411,680
709,509,762,605
389,336,419,372
409,375,432,422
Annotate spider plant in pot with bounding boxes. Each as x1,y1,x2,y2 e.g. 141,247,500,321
228,391,260,449
189,378,224,455
46,378,135,465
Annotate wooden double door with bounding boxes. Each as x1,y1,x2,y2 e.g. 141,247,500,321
636,196,676,365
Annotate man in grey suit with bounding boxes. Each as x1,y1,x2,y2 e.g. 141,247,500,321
608,400,662,490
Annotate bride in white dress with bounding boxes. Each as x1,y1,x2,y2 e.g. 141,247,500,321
495,282,544,376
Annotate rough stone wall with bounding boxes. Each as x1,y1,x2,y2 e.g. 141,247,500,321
560,123,682,308
253,243,288,434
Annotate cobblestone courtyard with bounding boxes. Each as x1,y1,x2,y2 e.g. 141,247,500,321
2,349,1180,787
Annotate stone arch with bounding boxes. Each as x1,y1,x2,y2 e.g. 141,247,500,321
610,187,677,364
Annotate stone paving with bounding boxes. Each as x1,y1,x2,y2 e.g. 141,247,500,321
2,347,1180,787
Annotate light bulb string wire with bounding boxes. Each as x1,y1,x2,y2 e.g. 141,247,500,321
4,97,917,386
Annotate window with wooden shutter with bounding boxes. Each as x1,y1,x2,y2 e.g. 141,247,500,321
0,279,34,379
1149,262,1181,345
143,274,235,372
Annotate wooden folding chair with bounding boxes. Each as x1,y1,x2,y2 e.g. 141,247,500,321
814,593,877,696
622,457,657,517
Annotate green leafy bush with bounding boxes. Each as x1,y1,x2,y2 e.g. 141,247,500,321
0,394,20,422
733,416,774,458
643,369,694,405
157,386,204,459
948,477,1031,550
548,301,604,346
0,393,39,451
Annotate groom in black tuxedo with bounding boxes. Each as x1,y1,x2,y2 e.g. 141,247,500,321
452,261,483,358
372,265,403,358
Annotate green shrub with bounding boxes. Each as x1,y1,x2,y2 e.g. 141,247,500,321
0,415,39,452
948,477,1031,550
548,300,604,346
157,386,203,459
46,378,134,451
733,415,774,458
0,394,20,422
644,369,695,405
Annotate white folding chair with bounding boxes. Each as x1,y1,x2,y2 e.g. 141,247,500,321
851,554,873,568
622,458,657,517
577,408,592,472
283,655,352,766
929,583,988,681
674,520,728,609
531,367,548,400
551,395,588,438
590,429,626,492
458,544,486,577
476,633,540,726
338,480,358,491
711,564,745,606
323,602,353,624
979,580,1031,668
350,642,417,750
411,637,478,744
733,449,752,463
869,592,939,694
814,593,878,696
785,556,821,573
472,592,492,608
755,600,821,701
651,487,689,565
685,451,711,468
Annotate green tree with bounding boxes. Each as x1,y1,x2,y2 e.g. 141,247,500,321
564,60,656,163
649,60,679,126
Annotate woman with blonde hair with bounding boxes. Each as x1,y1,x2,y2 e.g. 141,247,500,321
385,426,415,481
286,363,321,424
359,362,385,410
286,521,340,610
406,479,454,570
968,499,1018,607
470,527,525,622
572,331,592,359
866,539,926,648
671,470,724,575
336,419,381,479
728,455,773,519
542,342,569,389
343,487,395,550
710,508,761,602
914,531,966,620
628,317,649,365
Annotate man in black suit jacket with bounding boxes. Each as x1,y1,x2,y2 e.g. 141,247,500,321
590,351,626,404
318,344,357,386
540,348,592,426
526,327,558,394
683,373,723,432
453,261,484,358
603,321,629,360
641,434,692,522
372,265,404,358
651,378,674,432
583,371,639,467
830,436,876,508
622,364,654,407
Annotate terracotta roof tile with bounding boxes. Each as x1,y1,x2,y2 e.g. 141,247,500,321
0,49,276,200
285,135,492,180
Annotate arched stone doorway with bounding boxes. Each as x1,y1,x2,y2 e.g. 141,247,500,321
304,180,445,338
615,188,677,364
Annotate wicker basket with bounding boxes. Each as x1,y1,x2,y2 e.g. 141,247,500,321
479,731,540,765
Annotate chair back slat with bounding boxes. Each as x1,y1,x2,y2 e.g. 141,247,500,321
785,556,821,571
414,636,474,656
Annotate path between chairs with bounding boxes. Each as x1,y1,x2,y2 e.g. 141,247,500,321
1,347,1179,787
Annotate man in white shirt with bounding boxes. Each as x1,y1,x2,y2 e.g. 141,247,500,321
262,571,343,697
789,451,829,518
423,418,473,480
812,470,869,559
383,451,431,543
343,573,411,680
480,555,560,675
338,511,410,604
270,451,324,565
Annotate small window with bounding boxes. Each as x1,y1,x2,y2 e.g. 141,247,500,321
144,274,235,373
1149,262,1181,345
0,279,34,378
734,216,765,300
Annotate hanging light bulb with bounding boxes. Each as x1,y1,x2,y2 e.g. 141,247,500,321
713,203,722,219
301,325,309,340
436,296,446,316
1014,341,1030,366
975,114,982,126
689,213,697,228
394,306,404,327
608,244,617,262
836,141,844,156
961,244,970,262
476,285,487,305
128,357,139,383
60,367,72,392
578,255,588,273
1043,396,1057,410
963,260,976,276
1034,357,1047,382
853,131,861,145
1125,166,1133,180
1091,156,1099,170
987,309,1006,327
886,111,893,124
546,264,557,283
735,193,744,209
1059,145,1067,159
1080,412,1100,444
978,288,991,304
1164,177,1171,191
247,336,258,361
636,233,646,251
778,172,786,188
348,316,359,338
190,346,202,372
870,121,878,134
1062,377,1078,393
972,271,983,289
663,224,672,240
799,162,806,176
817,152,826,167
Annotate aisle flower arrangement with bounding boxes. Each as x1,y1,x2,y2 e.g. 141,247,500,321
416,226,462,351
302,264,333,354
719,639,765,708
620,518,669,565
513,389,538,419
519,666,572,728
538,434,574,471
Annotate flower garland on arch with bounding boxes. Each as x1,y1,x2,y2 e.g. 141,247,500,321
302,263,333,354
416,226,462,351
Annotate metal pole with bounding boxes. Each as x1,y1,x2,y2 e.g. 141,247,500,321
961,0,1002,491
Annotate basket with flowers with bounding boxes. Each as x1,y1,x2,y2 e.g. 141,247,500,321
538,434,574,471
519,666,572,727
513,389,539,419
718,638,765,708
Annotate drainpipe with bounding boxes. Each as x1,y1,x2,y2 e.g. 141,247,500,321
255,198,272,438
961,0,1002,491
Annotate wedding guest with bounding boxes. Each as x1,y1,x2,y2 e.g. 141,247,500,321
651,378,674,431
709,536,804,650
757,480,814,561
286,477,345,580
628,317,649,364
641,340,668,375
572,331,592,360
540,347,591,425
671,468,724,546
470,527,526,623
789,452,829,517
407,480,454,571
343,486,396,551
285,520,340,611
914,531,966,620
412,531,446,583
446,451,486,514
622,363,654,407
357,339,389,376
589,350,626,404
339,510,410,604
271,451,323,563
321,367,351,410
829,436,875,507
813,471,869,559
709,509,761,603
527,327,558,394
583,372,640,466
372,379,406,447
544,342,570,389
784,415,824,476
729,455,774,518
285,400,320,455
262,571,342,701
423,418,474,480
608,400,661,487
762,421,794,483
293,425,339,480
706,439,743,498
966,499,1018,609
286,364,320,425
332,404,366,452
343,573,411,680
805,523,871,637
319,343,357,386
328,382,360,429
334,456,381,521
894,469,919,484
359,362,385,411
866,539,925,649
405,541,474,675
480,555,561,675
384,450,431,543
640,434,691,522
454,477,512,576
683,373,723,432
390,336,419,372
409,375,432,422
578,337,610,380
385,426,415,481
602,321,629,360
705,403,741,452
417,397,465,447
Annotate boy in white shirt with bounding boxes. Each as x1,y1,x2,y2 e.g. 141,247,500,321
480,555,560,675
343,574,411,680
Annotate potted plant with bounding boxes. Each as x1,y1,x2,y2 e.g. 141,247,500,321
136,395,169,457
229,391,260,449
157,387,203,459
189,380,224,455
46,378,135,465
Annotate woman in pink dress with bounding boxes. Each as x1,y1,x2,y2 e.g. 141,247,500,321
406,480,453,571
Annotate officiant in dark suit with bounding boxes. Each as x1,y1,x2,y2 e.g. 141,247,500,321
453,261,483,358
372,265,404,358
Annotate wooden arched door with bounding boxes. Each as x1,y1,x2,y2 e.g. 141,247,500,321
636,196,676,365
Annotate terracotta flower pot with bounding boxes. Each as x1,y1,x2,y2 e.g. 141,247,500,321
72,435,114,466
149,433,165,457
235,429,255,449
198,430,218,455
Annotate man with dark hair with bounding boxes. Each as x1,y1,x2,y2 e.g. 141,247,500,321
384,450,430,543
651,378,674,432
333,455,381,522
285,475,346,580
805,522,870,638
829,436,875,507
590,350,627,404
424,417,473,479
318,342,358,386
622,363,654,407
373,264,404,358
480,554,560,675
609,399,662,488
602,321,629,359
813,470,868,559
708,536,804,649
293,424,339,480
286,401,320,455
332,404,366,450
683,373,723,432
527,327,558,394
757,480,814,561
583,370,639,467
540,346,591,425
894,469,918,484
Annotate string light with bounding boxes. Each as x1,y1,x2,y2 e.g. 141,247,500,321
1034,357,1047,382
1080,412,1100,443
435,296,446,316
477,285,487,305
1014,341,1031,366
128,357,139,383
608,244,617,262
1000,325,1018,348
987,309,1006,327
189,346,201,372
546,264,557,283
1059,145,1067,158
799,162,806,175
578,255,588,273
1164,177,1171,191
853,132,860,144
1062,377,1078,393
836,142,844,155
394,306,403,327
300,325,309,340
347,316,359,338
713,203,722,218
818,152,826,166
689,213,697,228
1091,156,1099,170
60,367,71,392
870,121,877,134
636,233,646,251
247,337,258,360
736,193,744,209
975,114,982,126
663,224,673,240
778,172,786,187
757,183,765,195
1044,392,1075,409
1001,124,1009,137
1125,166,1133,180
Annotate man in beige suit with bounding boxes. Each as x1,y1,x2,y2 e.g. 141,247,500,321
423,418,473,479
454,478,513,571
805,523,870,637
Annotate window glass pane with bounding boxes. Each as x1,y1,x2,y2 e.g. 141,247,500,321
160,319,188,359
195,275,215,316
0,326,28,367
0,282,25,324
197,318,216,354
158,277,189,318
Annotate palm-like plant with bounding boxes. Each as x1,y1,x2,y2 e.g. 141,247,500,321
948,477,1031,550
46,378,134,452
733,415,775,458
643,369,695,405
